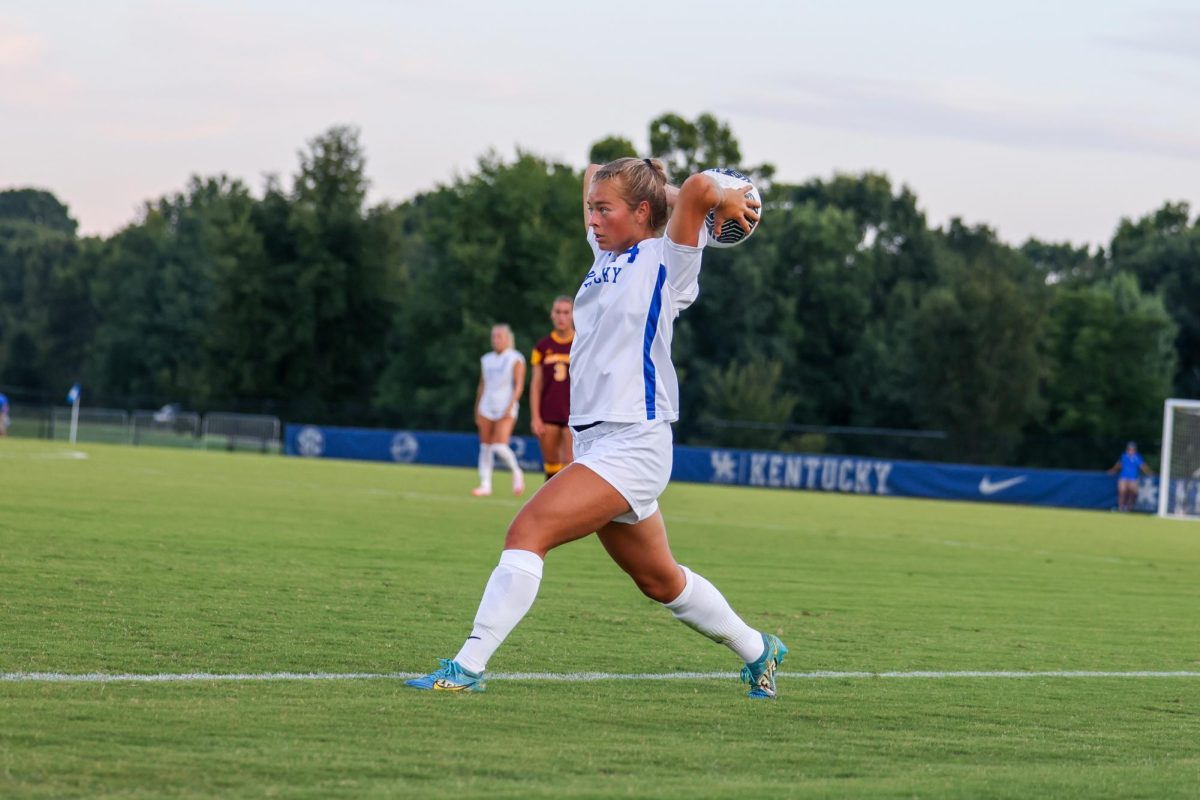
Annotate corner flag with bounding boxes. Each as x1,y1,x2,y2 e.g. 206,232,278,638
66,383,81,444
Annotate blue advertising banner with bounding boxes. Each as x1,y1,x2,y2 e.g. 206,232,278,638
286,424,545,473
286,424,1165,513
674,445,1161,512
1162,477,1200,516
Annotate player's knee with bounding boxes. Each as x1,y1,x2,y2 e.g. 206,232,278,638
504,510,548,555
631,571,677,604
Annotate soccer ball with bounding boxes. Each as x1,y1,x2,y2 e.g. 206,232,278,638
703,167,761,248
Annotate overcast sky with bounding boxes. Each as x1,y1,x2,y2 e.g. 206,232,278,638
3,0,1198,245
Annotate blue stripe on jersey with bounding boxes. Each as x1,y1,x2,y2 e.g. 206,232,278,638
642,264,668,420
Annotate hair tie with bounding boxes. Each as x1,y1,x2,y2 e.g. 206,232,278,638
643,158,653,169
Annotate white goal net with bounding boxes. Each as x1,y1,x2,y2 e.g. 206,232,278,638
1158,398,1200,519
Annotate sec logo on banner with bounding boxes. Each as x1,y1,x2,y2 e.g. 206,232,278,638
390,432,419,463
297,426,325,458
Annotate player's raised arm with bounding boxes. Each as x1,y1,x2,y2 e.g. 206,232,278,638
582,164,601,232
665,172,760,247
664,182,680,213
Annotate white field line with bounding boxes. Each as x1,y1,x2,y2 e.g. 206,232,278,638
3,670,1200,684
0,449,88,460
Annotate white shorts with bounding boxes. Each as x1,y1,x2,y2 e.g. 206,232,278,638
572,420,673,524
478,400,517,422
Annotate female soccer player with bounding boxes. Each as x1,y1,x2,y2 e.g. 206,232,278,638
529,296,575,481
1107,441,1153,512
472,323,526,497
409,158,786,698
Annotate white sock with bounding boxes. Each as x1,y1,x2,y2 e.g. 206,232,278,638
663,566,765,664
454,549,544,674
477,444,494,490
492,443,522,478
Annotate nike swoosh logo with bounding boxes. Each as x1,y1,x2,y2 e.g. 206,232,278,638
979,475,1028,495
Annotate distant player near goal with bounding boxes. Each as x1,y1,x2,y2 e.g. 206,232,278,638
1107,441,1153,512
0,392,9,436
408,157,787,699
530,296,575,481
472,324,526,497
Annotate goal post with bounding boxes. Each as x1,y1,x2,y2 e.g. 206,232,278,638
1158,398,1200,519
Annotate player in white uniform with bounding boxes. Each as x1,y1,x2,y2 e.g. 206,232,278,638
409,157,787,699
472,324,526,497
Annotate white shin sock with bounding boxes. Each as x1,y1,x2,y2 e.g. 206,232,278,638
492,443,522,477
477,444,494,490
454,549,544,674
663,566,766,664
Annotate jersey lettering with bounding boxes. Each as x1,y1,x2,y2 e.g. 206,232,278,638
580,265,623,290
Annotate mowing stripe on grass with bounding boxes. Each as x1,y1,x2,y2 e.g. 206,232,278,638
3,670,1200,683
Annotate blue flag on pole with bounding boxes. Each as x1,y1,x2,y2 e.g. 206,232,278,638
67,384,80,404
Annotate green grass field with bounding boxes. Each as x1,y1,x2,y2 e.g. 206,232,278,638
1,438,1198,798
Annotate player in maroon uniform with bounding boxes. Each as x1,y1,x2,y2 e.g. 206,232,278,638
529,296,574,481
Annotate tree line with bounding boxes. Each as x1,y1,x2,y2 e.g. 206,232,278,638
1,114,1194,468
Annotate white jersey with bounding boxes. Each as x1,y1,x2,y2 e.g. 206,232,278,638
479,348,524,419
569,228,707,426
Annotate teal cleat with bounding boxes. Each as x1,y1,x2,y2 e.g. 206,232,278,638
740,633,788,699
405,659,486,693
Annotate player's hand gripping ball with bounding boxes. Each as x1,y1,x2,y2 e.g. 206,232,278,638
703,167,761,248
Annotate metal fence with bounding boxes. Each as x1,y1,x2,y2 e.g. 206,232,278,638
50,407,130,444
131,410,203,448
6,404,280,453
6,404,53,439
202,413,282,453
